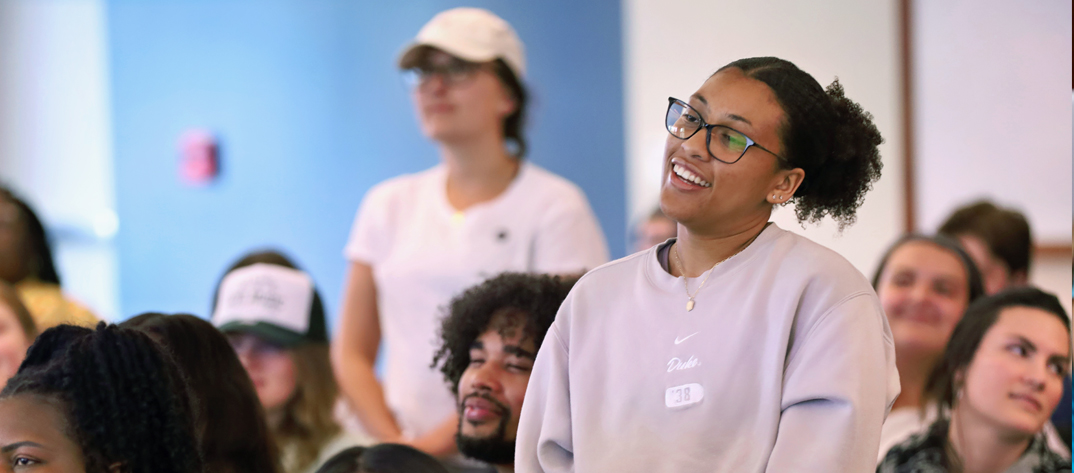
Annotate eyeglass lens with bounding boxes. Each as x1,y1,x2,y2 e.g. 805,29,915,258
403,59,480,88
666,100,751,163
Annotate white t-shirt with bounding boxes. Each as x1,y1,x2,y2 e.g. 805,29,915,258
516,225,901,473
345,162,608,437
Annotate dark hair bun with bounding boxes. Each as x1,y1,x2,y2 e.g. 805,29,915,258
792,79,883,229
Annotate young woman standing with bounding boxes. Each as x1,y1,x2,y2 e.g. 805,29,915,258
517,57,896,472
333,8,607,460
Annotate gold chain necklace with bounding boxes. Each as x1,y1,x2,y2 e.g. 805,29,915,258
672,236,756,312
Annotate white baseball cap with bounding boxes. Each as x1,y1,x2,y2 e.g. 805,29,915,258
398,7,526,80
212,263,328,346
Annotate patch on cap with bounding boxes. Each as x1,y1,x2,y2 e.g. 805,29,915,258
213,263,313,336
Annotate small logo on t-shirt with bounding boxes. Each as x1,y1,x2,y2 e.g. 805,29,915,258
495,229,509,243
667,355,701,373
674,332,699,344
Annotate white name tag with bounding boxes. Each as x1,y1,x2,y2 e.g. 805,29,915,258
665,383,704,409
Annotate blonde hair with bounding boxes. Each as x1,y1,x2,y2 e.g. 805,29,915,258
274,342,341,472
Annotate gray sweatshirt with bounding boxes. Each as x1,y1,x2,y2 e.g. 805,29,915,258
516,224,900,472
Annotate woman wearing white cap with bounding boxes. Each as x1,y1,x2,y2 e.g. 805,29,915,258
333,7,608,461
215,250,370,473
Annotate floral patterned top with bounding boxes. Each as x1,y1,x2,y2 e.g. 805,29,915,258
878,420,1072,473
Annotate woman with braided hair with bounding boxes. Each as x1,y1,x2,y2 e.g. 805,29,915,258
516,57,898,472
0,323,202,472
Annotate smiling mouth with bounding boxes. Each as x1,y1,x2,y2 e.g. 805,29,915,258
672,163,712,188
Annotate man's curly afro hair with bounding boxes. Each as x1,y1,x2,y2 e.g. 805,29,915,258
432,272,578,394
1,323,203,473
718,57,884,230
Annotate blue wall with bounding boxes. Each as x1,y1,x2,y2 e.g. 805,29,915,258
107,0,625,325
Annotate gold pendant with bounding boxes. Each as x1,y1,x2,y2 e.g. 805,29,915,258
686,299,695,312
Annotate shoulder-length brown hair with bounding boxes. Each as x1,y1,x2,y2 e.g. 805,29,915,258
123,312,282,473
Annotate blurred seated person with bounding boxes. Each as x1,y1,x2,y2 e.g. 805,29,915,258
941,199,1071,445
315,444,449,473
0,185,97,329
632,206,677,253
432,272,577,473
872,234,985,460
213,250,371,473
939,200,1031,295
124,312,282,473
878,287,1072,473
0,281,36,388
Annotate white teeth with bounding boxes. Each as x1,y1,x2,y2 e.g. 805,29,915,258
672,164,711,188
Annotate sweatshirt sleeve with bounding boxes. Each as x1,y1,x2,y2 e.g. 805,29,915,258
515,320,575,473
764,293,900,473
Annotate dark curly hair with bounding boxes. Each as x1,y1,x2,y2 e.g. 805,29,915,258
717,57,884,229
122,312,281,473
432,272,577,393
0,323,202,473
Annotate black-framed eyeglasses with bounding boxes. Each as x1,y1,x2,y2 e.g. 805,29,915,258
402,57,484,88
665,97,784,164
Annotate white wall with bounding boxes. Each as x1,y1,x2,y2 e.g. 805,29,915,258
0,0,118,320
912,0,1072,244
624,0,904,278
623,0,1071,315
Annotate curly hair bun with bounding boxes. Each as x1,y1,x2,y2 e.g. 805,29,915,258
792,78,884,228
719,57,884,229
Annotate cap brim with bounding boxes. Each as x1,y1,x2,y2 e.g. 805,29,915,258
217,321,305,348
397,42,494,69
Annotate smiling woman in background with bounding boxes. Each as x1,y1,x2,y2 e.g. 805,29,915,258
878,287,1073,472
871,234,985,459
332,7,607,463
516,57,896,472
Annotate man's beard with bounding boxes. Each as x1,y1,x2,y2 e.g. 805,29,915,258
456,393,516,465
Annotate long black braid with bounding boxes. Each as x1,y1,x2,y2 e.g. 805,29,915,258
1,323,203,473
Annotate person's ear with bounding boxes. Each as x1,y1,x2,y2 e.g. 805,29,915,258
952,369,967,404
498,91,517,118
767,168,805,205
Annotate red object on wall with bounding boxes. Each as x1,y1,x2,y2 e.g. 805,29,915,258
179,130,219,185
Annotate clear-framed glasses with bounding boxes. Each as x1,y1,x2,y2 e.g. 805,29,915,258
665,97,784,164
402,57,484,89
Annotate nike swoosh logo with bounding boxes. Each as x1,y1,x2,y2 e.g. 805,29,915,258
674,332,699,344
